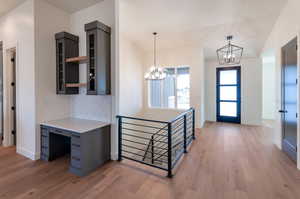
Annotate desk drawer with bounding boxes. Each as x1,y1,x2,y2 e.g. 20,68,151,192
71,147,81,158
71,134,81,145
41,128,49,137
71,156,81,169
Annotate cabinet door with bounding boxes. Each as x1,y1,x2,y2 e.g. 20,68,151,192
96,31,111,95
86,30,97,95
56,40,65,94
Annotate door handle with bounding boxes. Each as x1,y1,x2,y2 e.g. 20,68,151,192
279,110,288,113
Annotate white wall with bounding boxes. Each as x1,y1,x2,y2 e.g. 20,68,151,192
262,0,300,168
205,58,262,126
262,54,276,120
119,36,144,116
69,0,114,122
69,0,118,159
0,0,37,159
142,46,205,128
34,0,72,159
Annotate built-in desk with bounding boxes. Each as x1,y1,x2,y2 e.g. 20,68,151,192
40,118,111,176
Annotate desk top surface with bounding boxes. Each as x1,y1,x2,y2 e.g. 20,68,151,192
41,118,110,133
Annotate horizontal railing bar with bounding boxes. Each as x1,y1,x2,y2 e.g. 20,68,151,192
172,138,184,146
172,141,184,149
151,124,169,138
172,122,184,130
186,117,193,121
123,149,148,158
123,150,168,165
122,138,148,146
122,144,168,157
156,138,168,144
121,156,168,171
169,108,194,123
123,133,167,143
122,122,168,130
122,127,168,137
153,140,184,160
153,142,167,150
186,123,193,127
116,115,169,124
172,150,184,168
172,119,184,127
172,127,184,135
187,138,193,146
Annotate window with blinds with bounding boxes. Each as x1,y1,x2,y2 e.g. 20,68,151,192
149,67,190,109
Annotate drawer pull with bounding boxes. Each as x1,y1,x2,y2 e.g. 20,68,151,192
72,144,80,148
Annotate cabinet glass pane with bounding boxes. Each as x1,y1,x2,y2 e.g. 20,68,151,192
220,86,237,101
58,42,63,91
220,70,237,85
220,102,237,117
89,34,95,91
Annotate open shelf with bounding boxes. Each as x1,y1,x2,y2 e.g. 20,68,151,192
65,83,87,88
66,56,88,63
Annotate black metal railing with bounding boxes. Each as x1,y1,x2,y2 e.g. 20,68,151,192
116,108,195,177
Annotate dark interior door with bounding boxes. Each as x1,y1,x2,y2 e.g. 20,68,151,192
11,51,16,145
281,37,298,162
0,42,2,145
216,67,241,123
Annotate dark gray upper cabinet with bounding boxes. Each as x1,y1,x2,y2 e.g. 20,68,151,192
55,32,79,95
85,21,111,95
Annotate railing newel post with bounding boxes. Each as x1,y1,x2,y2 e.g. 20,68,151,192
118,116,123,161
167,122,173,178
183,115,187,153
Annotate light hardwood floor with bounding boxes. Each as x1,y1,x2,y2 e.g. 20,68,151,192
1,122,300,199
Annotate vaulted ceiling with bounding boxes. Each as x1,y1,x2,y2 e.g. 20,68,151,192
1,0,288,59
120,0,288,59
0,0,25,16
0,0,104,16
44,0,104,13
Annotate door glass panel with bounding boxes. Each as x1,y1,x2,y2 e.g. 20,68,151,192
220,102,237,117
220,70,237,85
220,86,237,101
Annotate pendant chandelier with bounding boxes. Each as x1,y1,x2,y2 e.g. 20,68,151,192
144,32,167,80
216,35,243,65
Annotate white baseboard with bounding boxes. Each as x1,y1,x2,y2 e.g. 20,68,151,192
111,152,118,160
17,147,40,160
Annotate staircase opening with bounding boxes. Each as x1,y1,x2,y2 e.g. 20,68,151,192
117,108,195,177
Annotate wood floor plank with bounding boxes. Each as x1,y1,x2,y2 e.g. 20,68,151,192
0,122,300,199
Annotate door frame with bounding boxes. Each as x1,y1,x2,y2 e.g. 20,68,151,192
216,66,241,123
3,41,19,148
